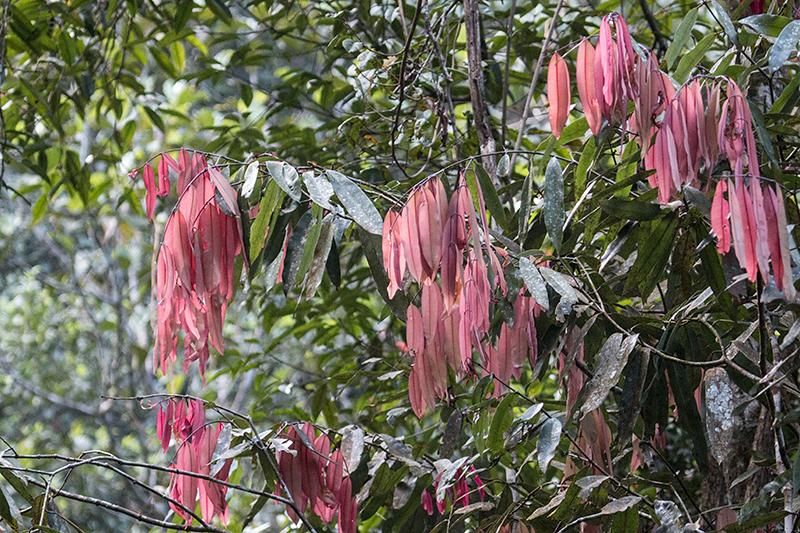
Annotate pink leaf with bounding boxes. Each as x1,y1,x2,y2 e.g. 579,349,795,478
576,40,601,135
143,164,157,220
547,52,571,138
711,180,731,254
750,179,771,283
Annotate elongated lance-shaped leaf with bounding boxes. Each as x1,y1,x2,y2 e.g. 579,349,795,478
770,19,800,73
340,426,364,475
519,256,549,311
665,7,699,69
282,210,316,293
518,169,534,243
266,161,301,201
581,333,639,416
673,32,716,84
537,417,562,472
303,213,336,300
295,206,324,286
543,157,564,252
475,163,507,230
488,393,518,454
711,0,739,47
601,496,642,515
327,170,383,234
241,161,260,200
617,348,650,447
249,180,283,265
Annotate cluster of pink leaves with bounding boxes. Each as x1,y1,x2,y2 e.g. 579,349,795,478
275,422,357,533
155,398,233,525
420,466,485,515
551,12,795,297
383,175,540,417
142,150,244,379
710,160,795,297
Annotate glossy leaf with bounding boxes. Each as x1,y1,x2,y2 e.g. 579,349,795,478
543,157,564,252
266,161,302,202
537,417,562,472
327,170,383,234
581,333,638,415
770,20,800,73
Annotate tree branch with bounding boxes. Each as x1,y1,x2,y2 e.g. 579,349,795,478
463,0,497,183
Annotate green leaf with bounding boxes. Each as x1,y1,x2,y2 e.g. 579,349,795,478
575,136,595,199
770,19,800,73
770,70,800,113
794,447,800,500
0,462,34,503
600,197,662,220
241,84,253,107
142,106,166,133
624,212,679,297
488,393,518,454
551,482,582,521
557,116,589,146
666,357,709,472
497,153,510,177
303,213,335,300
673,32,717,84
748,102,778,168
581,333,638,415
614,141,638,197
711,1,739,47
282,210,315,293
266,161,301,202
241,161,260,200
327,170,383,234
698,241,736,318
601,496,642,516
518,170,534,243
543,157,564,252
611,506,639,533
537,417,562,472
295,206,324,286
665,8,699,70
0,482,21,527
248,181,282,265
32,190,50,224
740,14,792,37
519,256,549,311
617,348,650,447
207,0,232,23
475,163,508,230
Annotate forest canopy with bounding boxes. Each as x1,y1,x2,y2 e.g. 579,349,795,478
2,1,800,532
